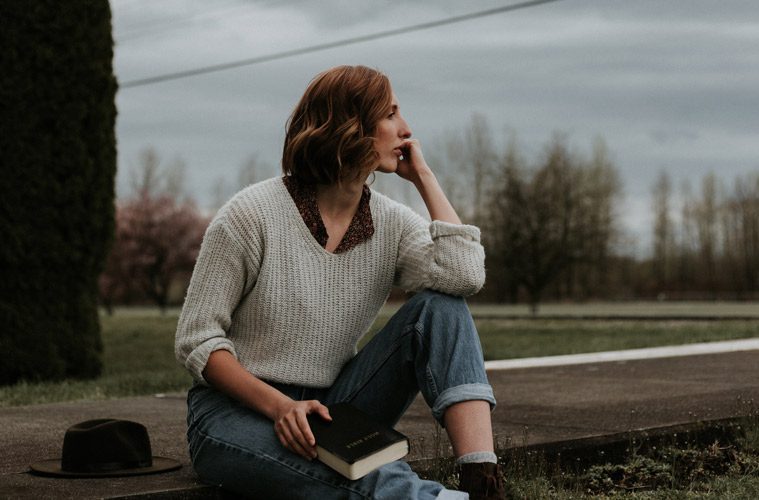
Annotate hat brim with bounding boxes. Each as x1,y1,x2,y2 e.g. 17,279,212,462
29,456,181,478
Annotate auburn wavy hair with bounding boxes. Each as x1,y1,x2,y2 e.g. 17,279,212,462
282,65,393,184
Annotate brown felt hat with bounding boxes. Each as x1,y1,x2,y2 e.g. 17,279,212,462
29,419,181,478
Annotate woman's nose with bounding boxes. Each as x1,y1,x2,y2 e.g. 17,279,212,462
399,117,412,139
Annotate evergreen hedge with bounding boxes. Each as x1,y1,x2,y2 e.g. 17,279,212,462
0,1,117,384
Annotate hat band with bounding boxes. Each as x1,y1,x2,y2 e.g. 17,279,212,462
63,458,153,473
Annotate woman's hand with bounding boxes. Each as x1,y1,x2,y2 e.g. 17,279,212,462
396,139,433,185
201,351,334,461
395,138,463,224
273,399,332,460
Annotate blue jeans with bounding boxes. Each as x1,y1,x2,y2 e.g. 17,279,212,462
186,290,495,499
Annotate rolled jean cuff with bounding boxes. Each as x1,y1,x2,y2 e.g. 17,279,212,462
431,383,496,425
436,488,469,499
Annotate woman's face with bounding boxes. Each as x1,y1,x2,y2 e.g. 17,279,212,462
373,94,412,174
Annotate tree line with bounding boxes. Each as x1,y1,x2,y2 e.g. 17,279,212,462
103,117,759,312
650,170,759,299
432,115,758,307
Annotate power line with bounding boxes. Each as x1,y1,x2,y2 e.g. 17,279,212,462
115,0,304,43
121,0,565,89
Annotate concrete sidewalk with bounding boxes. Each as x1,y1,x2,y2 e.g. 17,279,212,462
1,349,757,499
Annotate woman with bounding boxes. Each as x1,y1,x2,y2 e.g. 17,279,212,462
176,65,505,499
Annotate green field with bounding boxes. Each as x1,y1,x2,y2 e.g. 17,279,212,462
1,304,757,407
468,301,759,319
0,314,190,407
476,319,759,360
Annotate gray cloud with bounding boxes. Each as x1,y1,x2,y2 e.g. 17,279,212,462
112,0,759,253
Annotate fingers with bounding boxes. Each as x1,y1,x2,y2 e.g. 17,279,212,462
274,400,329,460
400,138,419,156
395,139,432,184
276,419,312,459
400,139,427,166
401,138,421,151
276,420,316,460
318,404,332,422
296,409,315,447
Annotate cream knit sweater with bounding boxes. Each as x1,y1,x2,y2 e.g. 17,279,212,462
175,177,485,388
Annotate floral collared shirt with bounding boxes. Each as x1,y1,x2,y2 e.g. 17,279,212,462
282,176,374,253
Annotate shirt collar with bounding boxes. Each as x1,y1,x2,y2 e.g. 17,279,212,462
283,176,374,253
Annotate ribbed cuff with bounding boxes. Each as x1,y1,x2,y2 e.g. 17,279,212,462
429,220,481,241
456,451,498,465
436,488,469,499
186,340,237,382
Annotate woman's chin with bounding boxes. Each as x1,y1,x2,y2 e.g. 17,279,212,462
376,164,397,174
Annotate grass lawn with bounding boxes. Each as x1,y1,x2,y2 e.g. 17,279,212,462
1,305,757,407
0,314,191,407
476,319,759,360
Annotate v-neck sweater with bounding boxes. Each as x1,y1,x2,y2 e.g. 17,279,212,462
175,176,486,388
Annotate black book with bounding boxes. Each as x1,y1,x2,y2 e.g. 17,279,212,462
307,403,409,480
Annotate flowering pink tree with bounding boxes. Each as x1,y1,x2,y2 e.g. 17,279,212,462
100,193,208,313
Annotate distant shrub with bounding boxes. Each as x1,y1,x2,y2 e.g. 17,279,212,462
0,1,117,384
100,194,209,313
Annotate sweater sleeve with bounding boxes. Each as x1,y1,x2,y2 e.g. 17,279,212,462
393,206,486,296
175,217,260,383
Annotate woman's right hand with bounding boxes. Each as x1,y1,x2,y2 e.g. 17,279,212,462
273,399,332,460
201,352,333,460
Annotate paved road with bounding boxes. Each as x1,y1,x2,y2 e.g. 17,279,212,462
1,349,757,499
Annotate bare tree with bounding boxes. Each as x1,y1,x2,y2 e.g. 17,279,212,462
238,154,263,189
722,173,759,296
129,147,187,200
164,157,187,201
566,137,621,298
209,154,274,212
738,174,759,294
694,173,720,296
651,171,674,292
130,147,162,197
210,176,230,212
484,135,526,303
658,171,759,299
427,132,467,217
485,135,622,312
465,113,498,226
427,115,498,224
675,180,698,292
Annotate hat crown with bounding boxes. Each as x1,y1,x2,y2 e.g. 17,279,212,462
61,419,153,473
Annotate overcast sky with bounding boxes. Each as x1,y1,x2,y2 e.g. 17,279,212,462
111,0,759,255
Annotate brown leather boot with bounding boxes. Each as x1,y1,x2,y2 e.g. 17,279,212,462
458,462,506,500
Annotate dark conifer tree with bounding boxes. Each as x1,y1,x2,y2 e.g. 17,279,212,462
0,1,117,384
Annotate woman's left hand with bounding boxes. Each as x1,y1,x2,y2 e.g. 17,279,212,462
396,139,433,185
